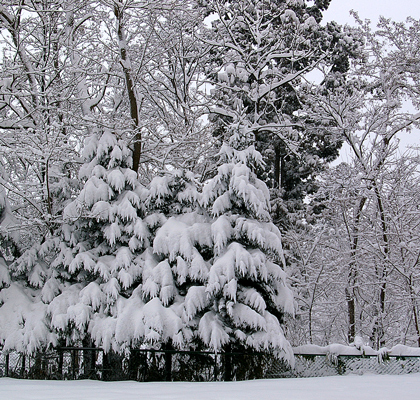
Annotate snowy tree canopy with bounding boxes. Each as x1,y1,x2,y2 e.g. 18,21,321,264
0,0,418,368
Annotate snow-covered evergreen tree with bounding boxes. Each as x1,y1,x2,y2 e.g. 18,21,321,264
137,169,208,349
0,185,19,282
197,122,294,363
0,130,153,354
0,184,53,354
201,0,362,227
134,103,295,363
51,129,154,350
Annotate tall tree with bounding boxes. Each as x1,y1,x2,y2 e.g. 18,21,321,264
200,0,361,226
199,138,294,364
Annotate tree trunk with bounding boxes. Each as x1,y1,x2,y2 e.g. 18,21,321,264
114,5,142,174
274,143,281,189
345,196,366,343
370,183,389,349
82,337,95,378
346,287,356,343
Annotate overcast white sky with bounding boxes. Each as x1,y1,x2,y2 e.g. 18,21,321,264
323,0,416,25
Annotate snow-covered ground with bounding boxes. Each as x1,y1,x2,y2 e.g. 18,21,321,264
1,374,419,400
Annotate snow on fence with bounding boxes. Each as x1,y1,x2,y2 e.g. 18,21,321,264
1,344,420,381
278,343,420,378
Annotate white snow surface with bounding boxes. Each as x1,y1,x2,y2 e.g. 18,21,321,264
1,374,419,400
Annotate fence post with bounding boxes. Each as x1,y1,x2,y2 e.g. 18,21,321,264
213,353,218,381
223,344,232,381
72,349,77,380
58,349,63,379
102,351,110,381
21,355,26,378
164,346,172,382
5,354,9,377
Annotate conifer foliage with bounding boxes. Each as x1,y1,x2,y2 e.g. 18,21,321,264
0,186,18,284
0,130,151,353
49,130,151,350
198,124,294,361
0,127,294,363
0,186,52,354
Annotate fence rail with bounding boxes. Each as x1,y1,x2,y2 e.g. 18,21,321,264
1,348,420,381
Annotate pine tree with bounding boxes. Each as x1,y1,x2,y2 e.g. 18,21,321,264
197,123,294,364
127,169,205,350
0,130,153,354
132,146,295,364
0,185,53,354
52,129,154,350
201,0,362,226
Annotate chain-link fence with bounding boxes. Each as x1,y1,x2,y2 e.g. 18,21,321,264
1,348,420,381
270,354,420,378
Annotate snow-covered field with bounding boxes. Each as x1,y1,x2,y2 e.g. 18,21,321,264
1,374,419,400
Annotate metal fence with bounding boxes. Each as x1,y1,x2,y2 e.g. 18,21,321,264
1,348,420,381
0,348,285,381
271,354,420,378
